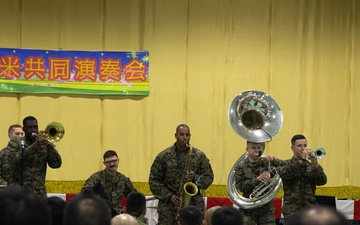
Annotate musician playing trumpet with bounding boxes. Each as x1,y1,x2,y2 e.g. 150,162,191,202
234,141,284,225
277,134,327,223
8,116,62,198
149,124,214,225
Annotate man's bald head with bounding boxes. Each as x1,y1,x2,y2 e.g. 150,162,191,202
111,214,138,225
204,206,221,225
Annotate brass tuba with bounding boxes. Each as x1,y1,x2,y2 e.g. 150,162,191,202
227,90,283,209
33,122,65,143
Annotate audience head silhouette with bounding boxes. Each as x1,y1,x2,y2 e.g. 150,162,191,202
64,191,111,225
45,196,67,225
125,191,146,218
0,185,51,225
203,206,220,225
111,214,138,225
178,205,204,225
298,205,349,225
212,206,244,225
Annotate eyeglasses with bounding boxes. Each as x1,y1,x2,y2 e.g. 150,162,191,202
104,159,118,165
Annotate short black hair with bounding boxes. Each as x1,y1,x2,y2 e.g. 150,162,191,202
125,191,146,217
103,150,118,160
291,134,306,145
64,191,111,225
22,116,37,127
178,206,203,225
176,124,190,133
0,185,51,225
45,196,67,225
212,206,244,225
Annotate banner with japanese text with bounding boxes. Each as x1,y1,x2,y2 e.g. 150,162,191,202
0,48,149,95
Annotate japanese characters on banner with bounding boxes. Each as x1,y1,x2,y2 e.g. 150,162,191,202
0,48,150,95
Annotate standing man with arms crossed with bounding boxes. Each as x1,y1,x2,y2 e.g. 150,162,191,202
9,116,62,198
277,134,327,222
149,124,214,225
82,150,137,217
234,141,283,225
0,124,24,185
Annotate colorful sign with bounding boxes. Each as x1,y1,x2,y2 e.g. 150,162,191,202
0,48,149,95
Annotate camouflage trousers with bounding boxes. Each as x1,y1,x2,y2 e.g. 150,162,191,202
240,205,275,225
157,211,177,225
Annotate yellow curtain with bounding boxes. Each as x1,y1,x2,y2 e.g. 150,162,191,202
0,0,359,198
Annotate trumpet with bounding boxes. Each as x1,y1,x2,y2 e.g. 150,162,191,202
312,147,326,159
32,122,65,144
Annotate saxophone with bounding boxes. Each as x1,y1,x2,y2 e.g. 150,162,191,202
175,144,199,218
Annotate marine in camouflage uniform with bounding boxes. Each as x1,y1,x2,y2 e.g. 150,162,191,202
234,141,283,225
82,150,136,217
149,124,214,225
8,117,62,199
0,142,16,185
277,134,327,218
0,124,24,185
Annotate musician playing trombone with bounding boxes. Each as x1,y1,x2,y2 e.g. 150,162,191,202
277,134,327,223
8,116,62,198
234,141,283,225
149,124,214,225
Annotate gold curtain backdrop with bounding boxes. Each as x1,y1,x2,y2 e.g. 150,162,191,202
0,0,359,198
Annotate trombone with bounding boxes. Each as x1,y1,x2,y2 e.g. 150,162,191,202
32,122,65,144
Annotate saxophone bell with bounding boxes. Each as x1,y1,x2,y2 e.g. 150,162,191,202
182,182,198,207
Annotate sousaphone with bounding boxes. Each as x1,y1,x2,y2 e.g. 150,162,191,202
227,90,283,209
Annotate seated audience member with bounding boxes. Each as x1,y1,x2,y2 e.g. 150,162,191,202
203,206,220,225
212,206,244,225
64,191,111,225
124,191,147,224
298,205,349,225
178,205,204,225
45,196,67,225
112,214,138,225
0,185,51,225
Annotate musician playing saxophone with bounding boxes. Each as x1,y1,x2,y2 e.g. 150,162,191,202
234,141,283,225
149,124,214,225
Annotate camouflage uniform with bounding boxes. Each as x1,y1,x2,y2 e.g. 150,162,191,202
8,139,62,198
149,144,214,225
133,216,147,225
277,157,327,216
81,169,136,215
0,142,14,185
234,156,283,225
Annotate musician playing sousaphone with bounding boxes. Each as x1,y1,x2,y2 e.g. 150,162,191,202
7,116,62,198
234,141,284,225
227,90,286,225
149,124,214,225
